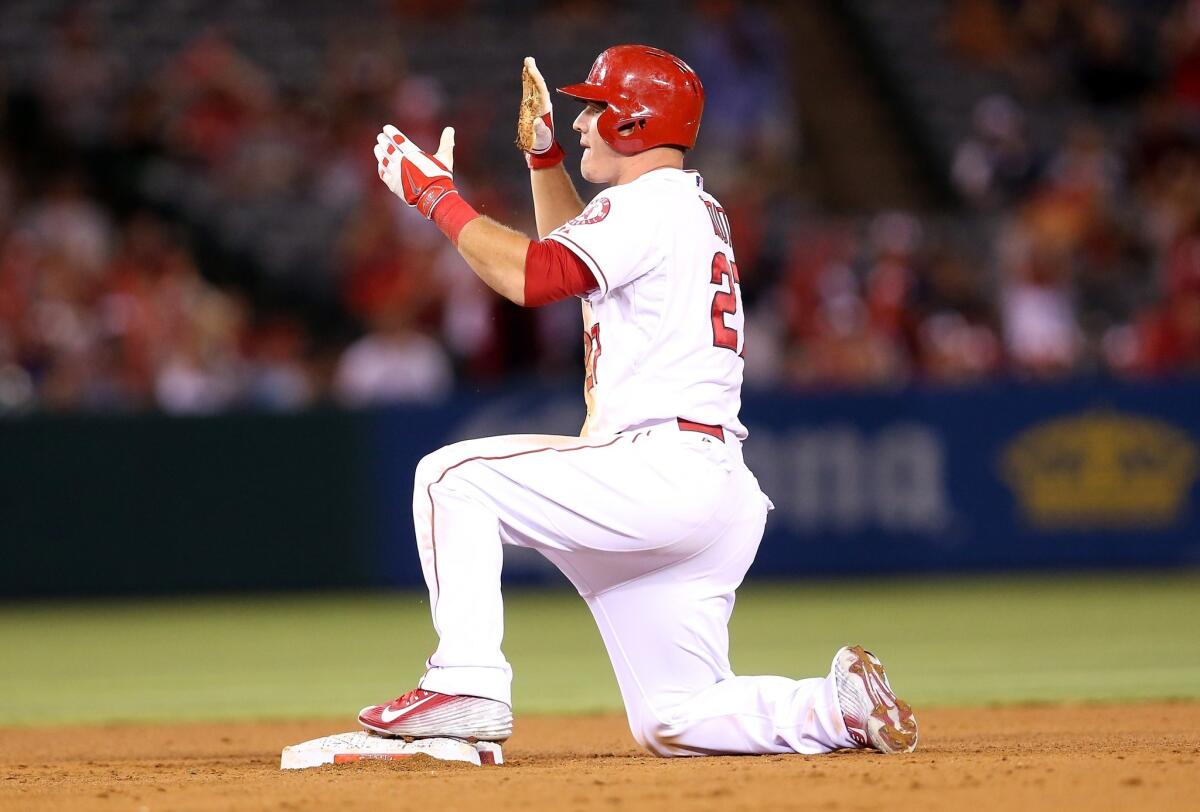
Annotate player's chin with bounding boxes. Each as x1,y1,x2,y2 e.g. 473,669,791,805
579,153,605,184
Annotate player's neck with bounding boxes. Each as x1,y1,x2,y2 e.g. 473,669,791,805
613,148,685,186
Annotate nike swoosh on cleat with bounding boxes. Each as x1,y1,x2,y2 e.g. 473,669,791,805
380,694,438,724
866,672,898,710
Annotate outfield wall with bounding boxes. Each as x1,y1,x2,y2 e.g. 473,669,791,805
3,380,1198,597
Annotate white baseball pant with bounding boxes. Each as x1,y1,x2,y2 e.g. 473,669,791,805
411,419,857,756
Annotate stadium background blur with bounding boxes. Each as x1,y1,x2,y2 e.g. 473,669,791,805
1,0,1198,415
1,0,1199,735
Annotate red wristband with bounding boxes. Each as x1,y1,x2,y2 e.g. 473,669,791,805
430,192,480,246
526,141,566,170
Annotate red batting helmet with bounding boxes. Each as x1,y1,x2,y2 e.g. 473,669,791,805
557,44,705,155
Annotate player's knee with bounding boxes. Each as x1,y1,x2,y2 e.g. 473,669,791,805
414,445,466,493
631,718,683,758
414,438,484,493
413,450,443,492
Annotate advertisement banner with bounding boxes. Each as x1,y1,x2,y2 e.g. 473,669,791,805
735,382,1200,576
3,380,1197,597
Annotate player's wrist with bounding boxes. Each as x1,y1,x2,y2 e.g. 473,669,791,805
415,180,454,219
527,140,565,170
429,191,480,245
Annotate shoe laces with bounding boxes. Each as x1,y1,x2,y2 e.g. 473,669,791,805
386,689,434,709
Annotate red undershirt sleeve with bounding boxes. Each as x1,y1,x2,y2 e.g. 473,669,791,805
523,239,600,306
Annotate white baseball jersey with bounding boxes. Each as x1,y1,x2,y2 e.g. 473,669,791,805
401,166,854,761
546,168,748,440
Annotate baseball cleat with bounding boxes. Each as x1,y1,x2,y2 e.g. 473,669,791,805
358,689,513,742
832,645,918,754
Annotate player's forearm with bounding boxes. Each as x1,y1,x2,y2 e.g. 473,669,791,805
531,164,585,238
455,216,531,305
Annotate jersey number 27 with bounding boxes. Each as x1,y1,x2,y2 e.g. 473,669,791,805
710,252,742,354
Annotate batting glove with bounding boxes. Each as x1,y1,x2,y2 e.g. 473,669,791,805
374,124,479,245
523,57,565,170
374,125,459,219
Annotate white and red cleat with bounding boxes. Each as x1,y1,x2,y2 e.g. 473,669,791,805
832,645,919,754
358,689,513,743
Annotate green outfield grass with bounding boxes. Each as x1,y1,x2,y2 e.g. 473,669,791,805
1,572,1198,727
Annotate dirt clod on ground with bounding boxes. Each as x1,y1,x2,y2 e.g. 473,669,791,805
1,703,1198,811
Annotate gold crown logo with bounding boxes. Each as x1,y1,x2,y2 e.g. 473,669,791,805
1001,411,1199,528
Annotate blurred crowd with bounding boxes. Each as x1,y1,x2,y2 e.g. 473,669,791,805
0,5,493,414
746,0,1200,388
0,0,1197,415
936,0,1200,381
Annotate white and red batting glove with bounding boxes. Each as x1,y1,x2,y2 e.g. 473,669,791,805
523,57,565,170
375,124,478,244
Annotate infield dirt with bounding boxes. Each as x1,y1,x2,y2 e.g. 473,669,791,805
2,703,1197,811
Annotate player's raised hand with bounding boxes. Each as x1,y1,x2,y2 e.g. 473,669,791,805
374,125,459,219
518,57,565,169
523,57,554,154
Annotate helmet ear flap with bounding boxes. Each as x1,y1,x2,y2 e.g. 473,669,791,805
597,101,647,155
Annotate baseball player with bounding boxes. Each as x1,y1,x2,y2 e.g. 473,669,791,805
359,45,918,757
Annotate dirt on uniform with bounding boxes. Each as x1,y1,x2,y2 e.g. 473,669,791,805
1,703,1197,811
